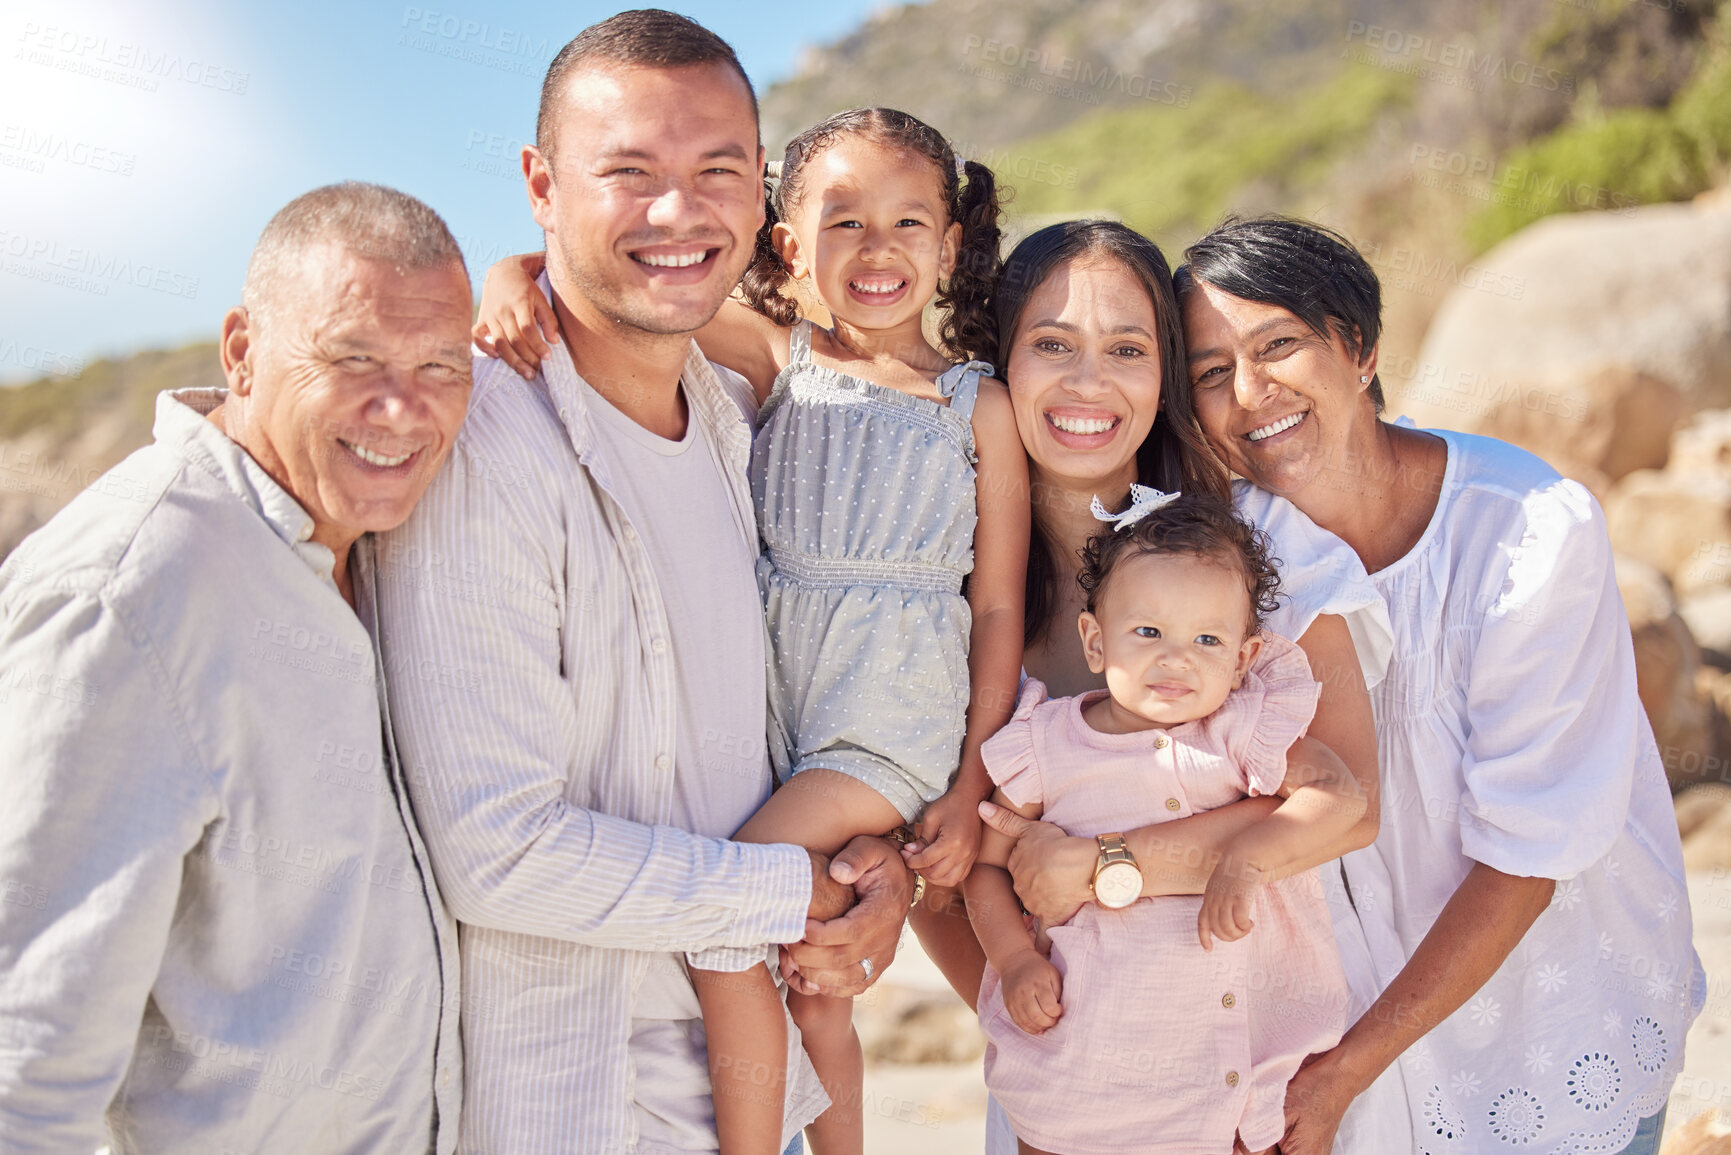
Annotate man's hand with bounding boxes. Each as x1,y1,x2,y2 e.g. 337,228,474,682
904,785,983,888
980,801,1096,927
781,835,912,997
999,950,1063,1035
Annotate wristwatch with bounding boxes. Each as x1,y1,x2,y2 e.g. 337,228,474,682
1092,833,1143,909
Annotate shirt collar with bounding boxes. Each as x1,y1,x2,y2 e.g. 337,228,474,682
532,272,750,475
154,388,339,582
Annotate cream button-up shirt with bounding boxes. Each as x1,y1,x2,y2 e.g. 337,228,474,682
0,389,462,1154
376,324,817,1153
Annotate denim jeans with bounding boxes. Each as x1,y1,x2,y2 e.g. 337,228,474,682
782,1136,804,1155
1618,1107,1667,1155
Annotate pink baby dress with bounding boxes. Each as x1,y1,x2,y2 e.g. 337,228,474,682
978,634,1350,1154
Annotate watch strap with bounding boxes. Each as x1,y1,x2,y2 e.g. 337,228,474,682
1096,832,1135,867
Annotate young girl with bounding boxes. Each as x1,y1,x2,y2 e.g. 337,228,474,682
476,109,1028,1155
964,489,1359,1155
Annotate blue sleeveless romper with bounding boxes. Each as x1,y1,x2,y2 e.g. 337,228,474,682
749,319,994,822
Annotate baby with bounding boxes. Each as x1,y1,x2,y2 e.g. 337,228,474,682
964,488,1361,1155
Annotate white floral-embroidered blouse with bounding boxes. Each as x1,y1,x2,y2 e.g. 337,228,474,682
1329,425,1705,1154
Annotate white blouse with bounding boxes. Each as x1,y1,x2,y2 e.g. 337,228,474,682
1332,426,1705,1154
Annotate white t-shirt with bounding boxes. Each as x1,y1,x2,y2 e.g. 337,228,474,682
1333,425,1704,1153
581,375,824,1154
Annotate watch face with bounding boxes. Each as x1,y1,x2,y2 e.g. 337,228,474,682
1095,861,1141,909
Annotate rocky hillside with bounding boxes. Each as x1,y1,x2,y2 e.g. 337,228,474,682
759,0,1440,152
0,344,220,560
762,0,1727,389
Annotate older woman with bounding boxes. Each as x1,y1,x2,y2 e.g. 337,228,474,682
1167,218,1702,1155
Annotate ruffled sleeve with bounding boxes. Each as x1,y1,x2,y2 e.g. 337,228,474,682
1233,480,1393,690
1212,633,1322,797
982,678,1050,809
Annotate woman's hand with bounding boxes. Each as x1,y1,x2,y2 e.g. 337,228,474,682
905,785,984,888
473,252,556,379
979,801,1096,927
1279,1046,1363,1155
999,949,1063,1034
1198,849,1265,951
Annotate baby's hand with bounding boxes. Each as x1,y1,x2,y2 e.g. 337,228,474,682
1000,950,1063,1035
474,252,556,380
1198,850,1266,952
905,786,983,889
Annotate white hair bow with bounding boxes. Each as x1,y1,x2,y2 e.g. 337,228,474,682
1090,484,1181,532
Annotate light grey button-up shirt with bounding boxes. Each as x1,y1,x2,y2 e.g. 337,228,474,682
375,325,816,1153
0,389,462,1154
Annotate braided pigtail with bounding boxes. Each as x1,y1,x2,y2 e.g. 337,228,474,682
738,170,800,326
938,158,1004,363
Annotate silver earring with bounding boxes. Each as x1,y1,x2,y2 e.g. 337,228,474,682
1360,375,1370,384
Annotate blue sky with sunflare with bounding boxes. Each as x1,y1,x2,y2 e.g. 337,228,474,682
0,0,872,383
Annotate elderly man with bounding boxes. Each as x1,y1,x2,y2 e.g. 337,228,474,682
376,10,913,1155
0,182,471,1152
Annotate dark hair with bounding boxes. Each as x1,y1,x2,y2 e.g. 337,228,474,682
1079,492,1282,634
989,220,1231,646
1174,215,1385,413
537,10,756,169
739,108,1002,361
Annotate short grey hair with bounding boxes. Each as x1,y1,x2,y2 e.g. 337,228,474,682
242,182,467,327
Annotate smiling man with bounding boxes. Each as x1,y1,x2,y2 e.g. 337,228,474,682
374,10,914,1155
0,182,472,1153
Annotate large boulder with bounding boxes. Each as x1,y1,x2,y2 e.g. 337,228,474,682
1616,556,1718,790
1661,1111,1731,1155
1666,407,1731,480
1681,587,1731,666
1605,408,1731,598
1399,193,1731,490
1605,469,1731,598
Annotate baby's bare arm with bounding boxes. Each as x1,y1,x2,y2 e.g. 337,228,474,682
1198,737,1368,950
962,792,1049,979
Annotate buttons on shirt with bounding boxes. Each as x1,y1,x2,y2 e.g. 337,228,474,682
1225,1070,1240,1087
1221,992,1236,1009
654,754,672,771
1165,798,1181,812
441,1066,454,1088
622,524,638,541
297,523,313,542
651,637,667,654
1153,734,1170,750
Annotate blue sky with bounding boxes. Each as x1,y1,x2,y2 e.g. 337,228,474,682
0,0,876,383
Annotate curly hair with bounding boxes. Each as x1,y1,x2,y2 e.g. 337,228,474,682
1078,492,1282,634
738,108,1003,361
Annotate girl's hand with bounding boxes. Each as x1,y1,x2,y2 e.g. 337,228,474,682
474,252,556,380
1198,850,1265,951
904,786,983,889
1000,949,1063,1035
